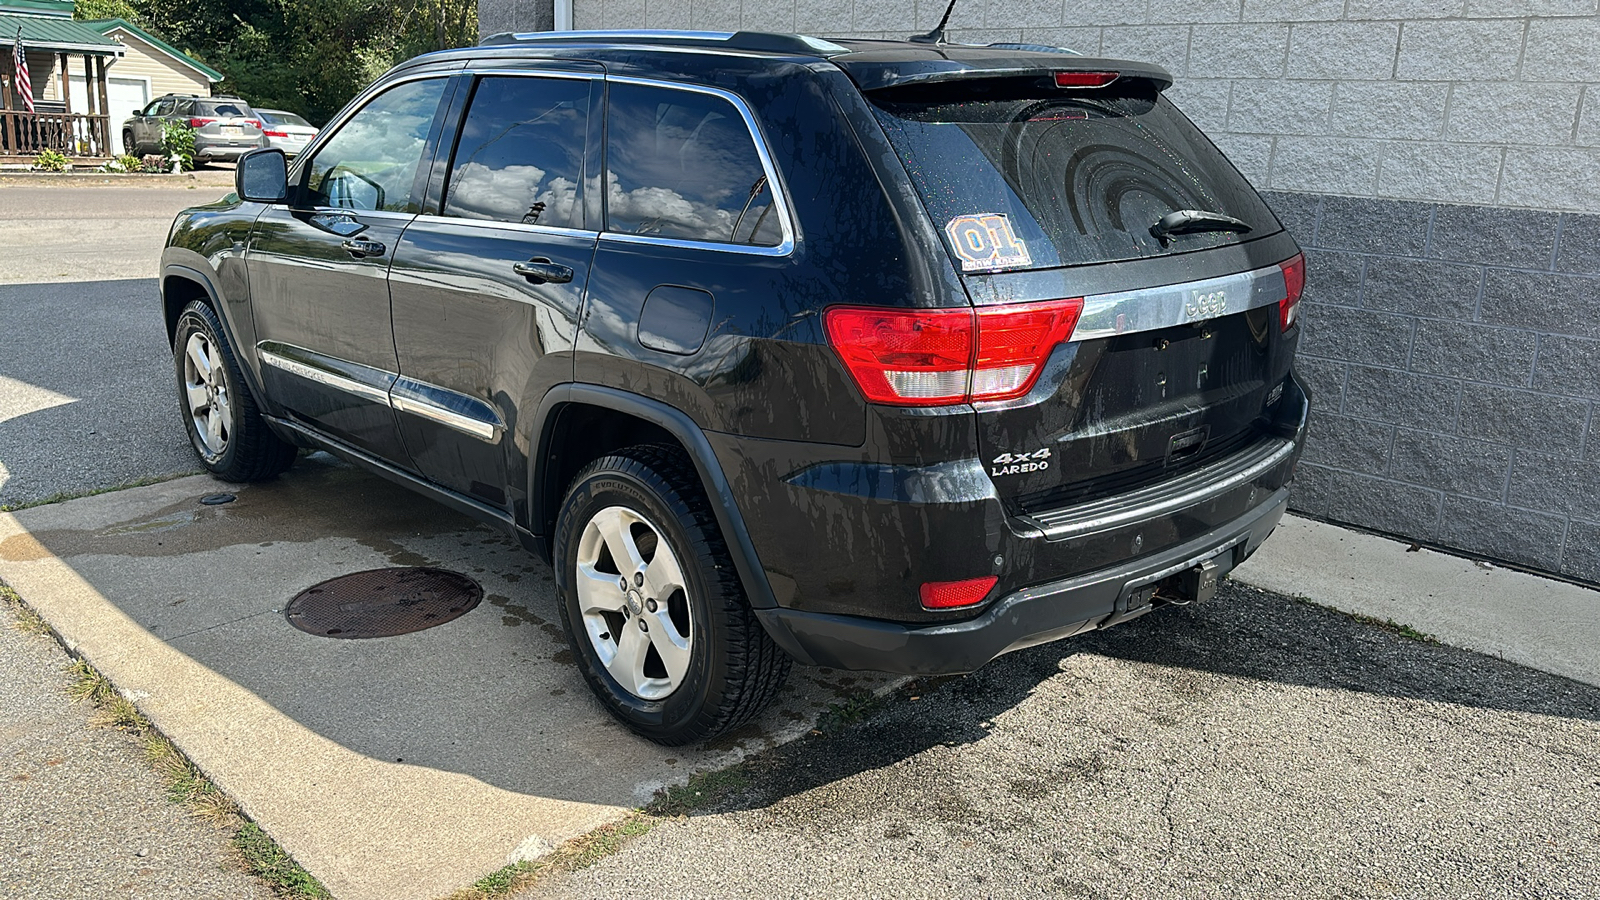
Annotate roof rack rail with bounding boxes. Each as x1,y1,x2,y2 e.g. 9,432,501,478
478,29,849,56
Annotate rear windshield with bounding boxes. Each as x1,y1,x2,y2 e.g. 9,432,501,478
869,82,1280,271
198,100,251,118
260,111,311,127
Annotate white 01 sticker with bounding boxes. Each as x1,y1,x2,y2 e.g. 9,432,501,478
946,213,1032,272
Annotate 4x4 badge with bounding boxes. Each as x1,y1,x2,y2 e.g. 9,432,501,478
990,448,1051,476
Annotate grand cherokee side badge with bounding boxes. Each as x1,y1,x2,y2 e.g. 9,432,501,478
991,448,1051,476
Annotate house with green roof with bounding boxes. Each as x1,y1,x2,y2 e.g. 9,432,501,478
1,1,222,159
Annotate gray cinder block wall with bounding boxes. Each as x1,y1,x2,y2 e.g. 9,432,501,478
481,0,1600,586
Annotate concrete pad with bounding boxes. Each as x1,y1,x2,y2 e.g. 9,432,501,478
0,456,895,900
1234,514,1600,688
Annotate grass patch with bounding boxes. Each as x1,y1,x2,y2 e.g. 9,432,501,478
235,823,331,900
0,471,200,512
62,654,323,899
816,689,885,733
1,582,51,635
646,766,752,818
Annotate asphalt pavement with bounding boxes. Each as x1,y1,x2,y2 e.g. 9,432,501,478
532,583,1600,899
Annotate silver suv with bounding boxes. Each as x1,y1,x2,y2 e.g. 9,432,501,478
122,95,266,165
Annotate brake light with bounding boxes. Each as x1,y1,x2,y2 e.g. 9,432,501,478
1279,253,1305,332
824,298,1084,406
243,119,262,129
920,576,999,610
1055,71,1120,89
263,130,289,138
188,117,216,128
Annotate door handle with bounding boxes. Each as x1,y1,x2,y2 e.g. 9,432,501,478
512,258,574,284
341,238,386,258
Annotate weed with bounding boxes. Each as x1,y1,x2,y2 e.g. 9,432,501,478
0,471,200,512
235,823,330,899
1282,592,1439,644
816,689,883,733
1,583,51,635
145,736,240,825
445,815,660,900
647,766,752,817
33,149,69,172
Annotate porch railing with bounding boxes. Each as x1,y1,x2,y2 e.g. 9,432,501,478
0,110,113,158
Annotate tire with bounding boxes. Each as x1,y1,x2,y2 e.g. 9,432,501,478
554,444,790,745
172,300,297,482
122,130,136,156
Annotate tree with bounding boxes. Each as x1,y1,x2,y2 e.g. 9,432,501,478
73,0,477,124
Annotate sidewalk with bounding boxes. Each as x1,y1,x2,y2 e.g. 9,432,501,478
1234,514,1600,688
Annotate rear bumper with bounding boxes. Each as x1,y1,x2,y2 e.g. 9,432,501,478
721,372,1309,674
756,489,1288,674
194,144,259,161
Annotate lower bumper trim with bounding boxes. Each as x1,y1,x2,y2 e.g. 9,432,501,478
756,489,1290,675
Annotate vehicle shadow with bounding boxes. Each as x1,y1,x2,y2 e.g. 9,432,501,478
693,580,1600,814
0,279,196,507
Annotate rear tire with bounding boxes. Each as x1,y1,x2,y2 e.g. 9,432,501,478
554,444,790,745
172,300,297,482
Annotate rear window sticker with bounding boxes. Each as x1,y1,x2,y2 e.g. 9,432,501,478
946,213,1033,272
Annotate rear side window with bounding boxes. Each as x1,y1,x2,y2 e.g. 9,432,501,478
604,82,781,247
443,75,591,229
870,84,1279,271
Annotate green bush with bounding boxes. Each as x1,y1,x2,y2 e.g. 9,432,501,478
33,149,69,172
161,120,196,171
115,153,142,172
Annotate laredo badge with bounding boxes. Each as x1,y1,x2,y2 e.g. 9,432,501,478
946,213,1032,272
990,448,1051,476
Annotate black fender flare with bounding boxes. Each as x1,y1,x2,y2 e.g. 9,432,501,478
529,384,778,610
161,263,271,405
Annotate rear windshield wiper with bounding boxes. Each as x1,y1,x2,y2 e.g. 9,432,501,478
1149,209,1253,245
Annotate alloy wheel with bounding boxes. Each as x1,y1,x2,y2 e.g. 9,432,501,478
574,505,693,701
182,331,231,456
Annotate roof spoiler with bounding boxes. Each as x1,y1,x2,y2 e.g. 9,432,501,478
839,55,1174,93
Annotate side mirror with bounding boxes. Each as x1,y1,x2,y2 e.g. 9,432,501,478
236,148,288,203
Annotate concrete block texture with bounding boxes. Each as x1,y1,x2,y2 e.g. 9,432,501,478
512,0,1600,213
1265,190,1599,585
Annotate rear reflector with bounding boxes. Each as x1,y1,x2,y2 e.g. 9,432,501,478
824,298,1083,407
1279,253,1305,332
920,576,999,610
1055,71,1120,89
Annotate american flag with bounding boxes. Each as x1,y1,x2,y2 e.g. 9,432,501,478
13,27,32,114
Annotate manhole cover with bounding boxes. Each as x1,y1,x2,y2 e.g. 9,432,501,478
285,567,482,639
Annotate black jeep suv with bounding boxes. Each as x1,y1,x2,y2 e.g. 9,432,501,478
160,30,1309,744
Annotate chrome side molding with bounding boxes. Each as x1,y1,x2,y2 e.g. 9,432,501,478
1071,263,1288,341
257,341,504,443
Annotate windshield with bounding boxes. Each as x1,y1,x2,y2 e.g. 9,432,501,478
870,85,1280,271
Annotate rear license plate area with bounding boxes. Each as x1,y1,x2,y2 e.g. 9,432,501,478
1102,536,1245,627
222,125,243,136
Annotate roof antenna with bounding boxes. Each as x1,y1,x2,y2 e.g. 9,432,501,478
909,0,959,44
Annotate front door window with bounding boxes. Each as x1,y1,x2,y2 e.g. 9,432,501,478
302,79,447,213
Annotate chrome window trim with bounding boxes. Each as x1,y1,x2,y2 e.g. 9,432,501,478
1069,263,1288,341
599,75,797,258
258,343,393,405
411,213,600,239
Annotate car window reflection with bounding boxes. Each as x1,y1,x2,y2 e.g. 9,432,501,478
442,76,590,228
305,78,447,214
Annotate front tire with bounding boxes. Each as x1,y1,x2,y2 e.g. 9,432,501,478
122,130,137,156
554,444,790,745
172,300,296,482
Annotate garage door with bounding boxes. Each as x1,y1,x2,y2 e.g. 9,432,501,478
70,76,149,155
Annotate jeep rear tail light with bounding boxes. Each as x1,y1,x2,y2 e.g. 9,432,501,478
1279,253,1305,332
1055,71,1120,89
824,298,1083,407
823,307,973,405
920,576,999,610
971,298,1083,401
